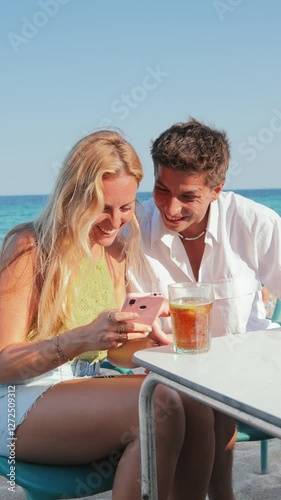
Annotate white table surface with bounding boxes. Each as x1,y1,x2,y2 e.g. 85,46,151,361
133,328,281,435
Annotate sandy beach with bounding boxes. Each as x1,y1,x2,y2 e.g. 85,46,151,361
1,438,281,499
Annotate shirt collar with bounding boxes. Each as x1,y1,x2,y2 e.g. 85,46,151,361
150,205,177,248
207,198,220,243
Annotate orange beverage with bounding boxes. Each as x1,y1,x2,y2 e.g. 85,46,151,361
170,297,213,353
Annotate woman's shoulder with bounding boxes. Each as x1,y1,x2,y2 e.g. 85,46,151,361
0,226,37,271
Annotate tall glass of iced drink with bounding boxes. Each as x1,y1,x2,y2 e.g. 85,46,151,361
168,282,214,354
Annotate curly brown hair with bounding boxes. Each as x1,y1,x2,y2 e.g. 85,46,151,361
151,117,230,188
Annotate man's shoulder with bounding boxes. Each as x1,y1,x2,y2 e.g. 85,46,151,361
219,191,280,221
140,197,156,213
137,198,157,225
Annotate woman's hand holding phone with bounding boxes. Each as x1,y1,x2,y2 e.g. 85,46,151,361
121,292,172,346
107,293,171,368
121,292,166,325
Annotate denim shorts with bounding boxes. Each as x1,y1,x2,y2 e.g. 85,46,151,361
0,359,133,457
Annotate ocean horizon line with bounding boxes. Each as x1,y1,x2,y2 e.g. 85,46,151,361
1,187,281,198
1,188,280,243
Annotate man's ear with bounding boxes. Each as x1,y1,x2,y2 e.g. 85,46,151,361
211,181,225,201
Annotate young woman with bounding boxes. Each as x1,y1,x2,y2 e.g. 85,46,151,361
0,130,215,500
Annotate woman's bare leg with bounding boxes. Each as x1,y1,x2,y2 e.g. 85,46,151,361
15,376,185,500
208,410,236,500
170,396,215,500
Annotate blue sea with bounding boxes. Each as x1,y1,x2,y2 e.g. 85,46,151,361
0,189,281,245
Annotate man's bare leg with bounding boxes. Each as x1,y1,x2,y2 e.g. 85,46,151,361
208,410,237,500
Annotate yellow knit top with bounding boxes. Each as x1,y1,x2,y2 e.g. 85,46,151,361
61,251,117,362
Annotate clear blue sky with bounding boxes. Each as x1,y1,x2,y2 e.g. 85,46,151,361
1,0,281,195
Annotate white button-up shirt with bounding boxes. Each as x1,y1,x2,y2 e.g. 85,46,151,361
129,192,281,337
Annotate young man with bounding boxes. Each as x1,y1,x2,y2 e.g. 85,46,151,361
131,118,281,499
134,118,281,334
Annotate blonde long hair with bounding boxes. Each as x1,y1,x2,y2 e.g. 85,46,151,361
0,130,143,341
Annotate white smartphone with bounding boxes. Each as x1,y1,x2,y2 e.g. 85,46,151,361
121,292,165,326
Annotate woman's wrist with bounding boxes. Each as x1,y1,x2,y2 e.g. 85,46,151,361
54,326,93,360
47,335,72,364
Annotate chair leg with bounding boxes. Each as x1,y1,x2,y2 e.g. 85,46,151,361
260,440,268,474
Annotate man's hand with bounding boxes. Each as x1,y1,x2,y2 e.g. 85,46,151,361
148,319,173,345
